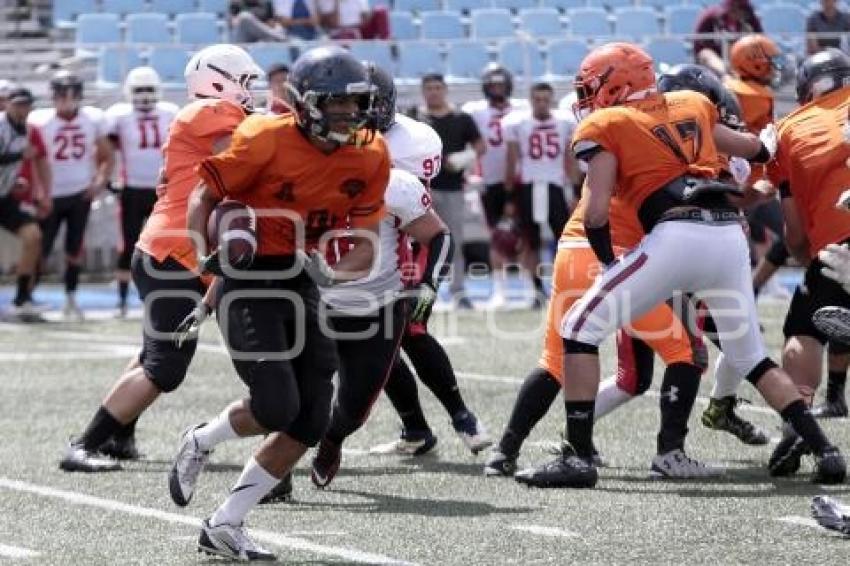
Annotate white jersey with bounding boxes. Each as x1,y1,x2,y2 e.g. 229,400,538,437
383,113,443,182
106,101,178,188
461,98,528,185
28,106,107,197
503,109,576,186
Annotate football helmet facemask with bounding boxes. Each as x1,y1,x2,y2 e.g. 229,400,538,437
124,66,162,113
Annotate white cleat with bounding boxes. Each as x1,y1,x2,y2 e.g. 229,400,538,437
452,411,493,455
12,301,46,322
168,423,211,507
484,293,508,311
370,430,438,456
198,519,276,562
63,298,84,321
649,449,724,479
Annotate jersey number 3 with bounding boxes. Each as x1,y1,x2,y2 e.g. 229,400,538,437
651,119,701,165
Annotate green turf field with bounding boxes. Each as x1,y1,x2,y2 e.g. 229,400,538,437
1,301,848,564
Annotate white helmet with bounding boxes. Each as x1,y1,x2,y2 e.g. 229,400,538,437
185,44,263,111
124,66,161,112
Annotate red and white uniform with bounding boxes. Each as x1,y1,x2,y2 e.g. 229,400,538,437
383,113,442,182
461,98,528,185
105,101,178,188
503,109,575,186
27,106,107,197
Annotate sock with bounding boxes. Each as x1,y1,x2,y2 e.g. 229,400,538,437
565,400,595,459
531,274,544,293
210,457,279,527
709,352,746,400
498,367,560,456
79,406,123,452
14,274,31,306
113,417,137,440
65,264,81,293
594,376,634,420
194,408,239,451
383,360,432,434
405,334,468,418
826,371,847,402
781,399,830,455
118,281,129,306
657,363,702,454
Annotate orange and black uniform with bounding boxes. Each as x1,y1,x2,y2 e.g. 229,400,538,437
197,114,390,441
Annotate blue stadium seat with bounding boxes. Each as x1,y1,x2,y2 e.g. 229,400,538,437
395,0,442,11
126,13,172,44
541,0,586,10
199,0,230,16
149,46,192,84
471,8,515,38
98,47,146,85
498,40,546,78
398,42,444,79
421,11,465,40
645,37,690,69
493,0,538,11
445,0,492,13
567,7,611,36
54,0,99,27
390,12,419,40
760,4,807,35
76,13,122,46
149,0,199,17
613,7,660,39
547,38,587,77
519,8,564,37
641,0,672,9
595,0,633,8
665,4,701,35
446,41,491,79
175,13,221,45
348,41,394,72
101,0,146,17
248,44,292,73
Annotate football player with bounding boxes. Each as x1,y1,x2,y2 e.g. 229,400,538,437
105,66,179,316
59,45,262,472
515,42,844,489
764,48,850,476
462,64,528,308
28,71,114,319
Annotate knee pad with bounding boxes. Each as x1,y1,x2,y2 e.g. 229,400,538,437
744,357,778,387
247,362,301,432
563,338,599,355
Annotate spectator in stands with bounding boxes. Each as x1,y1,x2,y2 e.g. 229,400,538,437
806,0,850,54
274,0,322,40
419,73,485,308
229,0,287,42
694,0,762,77
318,0,388,40
266,63,290,113
0,80,11,111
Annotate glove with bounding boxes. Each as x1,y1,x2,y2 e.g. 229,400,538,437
408,282,437,323
173,303,211,348
728,156,751,185
758,123,777,159
811,495,850,536
446,148,477,172
836,189,850,211
198,249,223,276
297,249,336,287
819,243,850,293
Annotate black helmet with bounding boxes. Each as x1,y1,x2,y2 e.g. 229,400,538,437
481,63,512,103
286,46,376,144
657,64,743,130
50,70,83,99
796,48,850,104
364,61,396,133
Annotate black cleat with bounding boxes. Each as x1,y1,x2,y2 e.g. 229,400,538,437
98,435,141,460
514,445,598,489
311,438,341,489
483,449,517,477
59,443,121,473
259,472,294,504
812,398,849,419
814,447,847,485
701,396,769,445
768,432,809,477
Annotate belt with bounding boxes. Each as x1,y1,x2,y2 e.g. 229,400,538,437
658,207,742,225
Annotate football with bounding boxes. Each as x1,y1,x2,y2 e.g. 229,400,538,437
207,200,257,270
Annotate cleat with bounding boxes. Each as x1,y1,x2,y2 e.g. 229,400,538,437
370,429,438,456
115,303,128,319
768,430,809,477
259,472,293,504
99,435,141,460
63,298,84,321
59,442,121,472
168,423,211,507
814,447,847,485
311,438,341,489
452,411,493,455
812,398,849,419
484,292,508,311
544,437,607,467
813,306,850,345
811,496,850,535
455,296,473,310
701,396,769,445
12,301,46,323
198,519,276,561
514,444,597,488
483,449,517,477
649,449,724,479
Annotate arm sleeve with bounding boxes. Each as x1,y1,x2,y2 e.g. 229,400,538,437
349,142,390,228
197,116,276,198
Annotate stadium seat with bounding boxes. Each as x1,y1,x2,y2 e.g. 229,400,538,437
248,44,292,73
519,8,564,37
98,47,146,85
640,0,671,10
54,0,98,27
613,7,661,39
149,46,192,84
395,0,442,11
541,0,586,11
390,12,419,40
175,13,222,45
421,11,465,40
199,0,230,16
445,0,492,13
101,0,146,18
126,13,172,45
493,0,538,11
471,8,515,38
567,7,611,37
645,37,690,69
446,41,491,79
398,42,444,79
760,4,807,35
498,40,546,78
665,4,701,35
149,0,199,18
547,38,587,77
75,13,122,46
348,41,394,73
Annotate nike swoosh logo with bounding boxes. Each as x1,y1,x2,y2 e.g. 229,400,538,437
231,483,256,494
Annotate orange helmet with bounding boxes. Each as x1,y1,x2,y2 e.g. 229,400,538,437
730,34,782,83
573,42,656,117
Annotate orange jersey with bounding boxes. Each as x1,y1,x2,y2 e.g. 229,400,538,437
198,114,390,256
767,86,850,257
561,185,644,249
137,99,245,270
724,77,773,133
572,91,721,216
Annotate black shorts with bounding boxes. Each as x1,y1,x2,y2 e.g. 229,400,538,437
41,192,91,260
0,194,36,233
132,250,206,392
746,199,783,244
119,188,157,270
783,244,850,343
480,183,509,228
516,182,570,251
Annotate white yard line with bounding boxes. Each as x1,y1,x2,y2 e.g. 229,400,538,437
776,516,822,530
509,524,580,538
0,544,40,559
0,477,415,566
